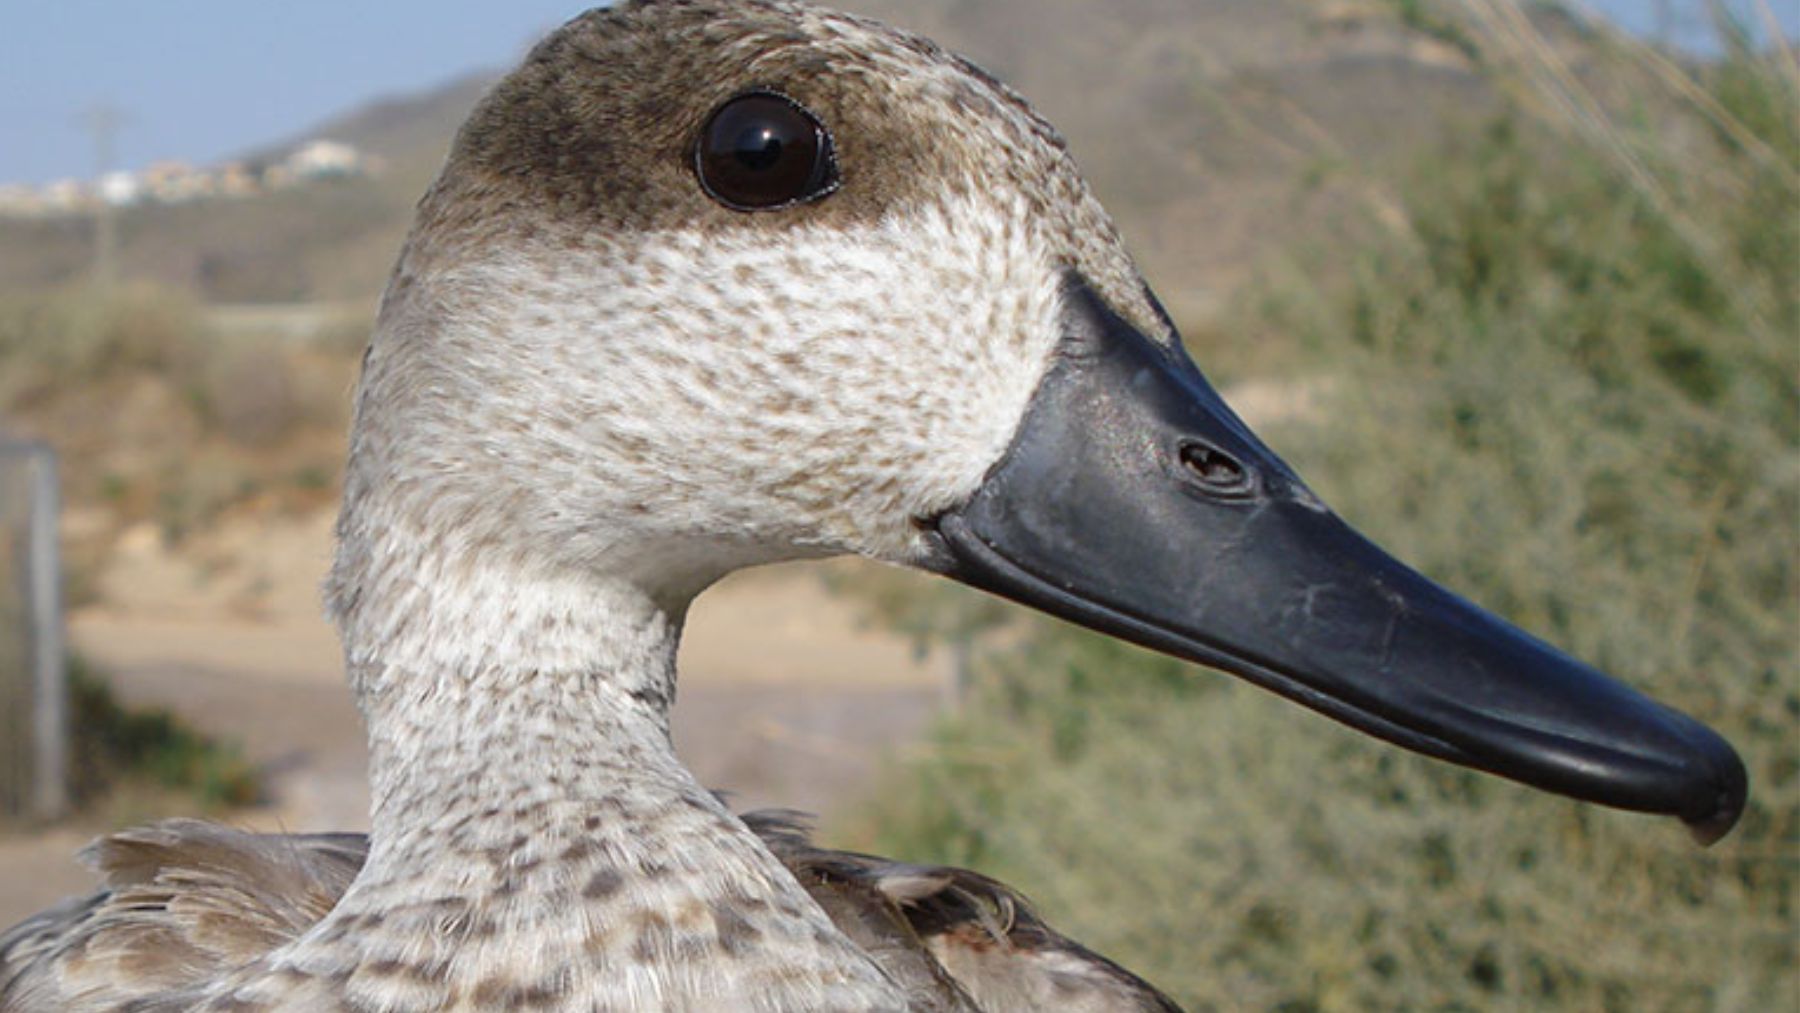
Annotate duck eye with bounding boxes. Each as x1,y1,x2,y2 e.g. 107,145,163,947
695,92,838,211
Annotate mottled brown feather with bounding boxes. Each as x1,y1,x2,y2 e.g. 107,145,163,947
2,816,1181,1011
0,822,363,1010
748,811,1184,1013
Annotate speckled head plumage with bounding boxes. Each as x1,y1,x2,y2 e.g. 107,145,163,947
415,0,1153,277
332,0,1169,633
333,1,1742,847
304,15,1195,999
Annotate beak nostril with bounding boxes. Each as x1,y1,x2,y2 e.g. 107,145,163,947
1178,440,1253,497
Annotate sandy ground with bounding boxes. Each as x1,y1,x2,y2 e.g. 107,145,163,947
0,508,951,930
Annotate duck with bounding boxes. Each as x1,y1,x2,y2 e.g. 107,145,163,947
0,1,1746,1010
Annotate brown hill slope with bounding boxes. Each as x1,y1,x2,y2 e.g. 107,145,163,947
0,1,1504,314
849,0,1491,315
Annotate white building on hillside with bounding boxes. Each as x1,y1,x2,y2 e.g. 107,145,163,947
286,139,364,179
98,171,141,207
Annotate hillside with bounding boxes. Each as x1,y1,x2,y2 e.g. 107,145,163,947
248,72,496,173
0,0,1516,316
849,0,1496,317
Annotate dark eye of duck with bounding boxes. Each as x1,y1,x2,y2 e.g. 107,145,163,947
695,91,839,212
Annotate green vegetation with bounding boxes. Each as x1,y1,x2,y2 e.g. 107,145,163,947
0,653,261,827
845,8,1797,1010
1388,0,1482,61
65,655,262,815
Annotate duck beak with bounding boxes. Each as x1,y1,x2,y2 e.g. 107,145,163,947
923,275,1746,844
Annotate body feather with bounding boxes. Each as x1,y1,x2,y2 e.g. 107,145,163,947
2,816,1179,1011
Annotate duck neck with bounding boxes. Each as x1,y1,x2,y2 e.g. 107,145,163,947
348,557,686,836
295,531,902,1006
342,545,709,908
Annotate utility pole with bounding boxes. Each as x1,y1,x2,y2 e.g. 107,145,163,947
79,104,127,293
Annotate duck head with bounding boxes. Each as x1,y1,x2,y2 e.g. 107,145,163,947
334,0,1744,841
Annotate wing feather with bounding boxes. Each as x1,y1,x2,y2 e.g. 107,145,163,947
0,820,364,1011
3,813,1179,1011
744,810,1183,1012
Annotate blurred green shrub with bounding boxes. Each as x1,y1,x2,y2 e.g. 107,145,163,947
2,654,266,823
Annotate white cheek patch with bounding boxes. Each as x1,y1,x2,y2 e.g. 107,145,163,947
430,192,1069,566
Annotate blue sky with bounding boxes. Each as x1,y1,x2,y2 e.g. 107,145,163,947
1,1,1793,186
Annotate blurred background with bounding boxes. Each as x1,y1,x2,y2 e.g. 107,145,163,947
0,0,1794,1008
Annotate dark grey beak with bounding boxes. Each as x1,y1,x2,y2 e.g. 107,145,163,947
922,275,1746,845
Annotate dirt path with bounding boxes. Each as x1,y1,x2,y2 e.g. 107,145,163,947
0,510,951,930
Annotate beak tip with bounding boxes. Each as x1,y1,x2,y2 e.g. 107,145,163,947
1682,740,1748,847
